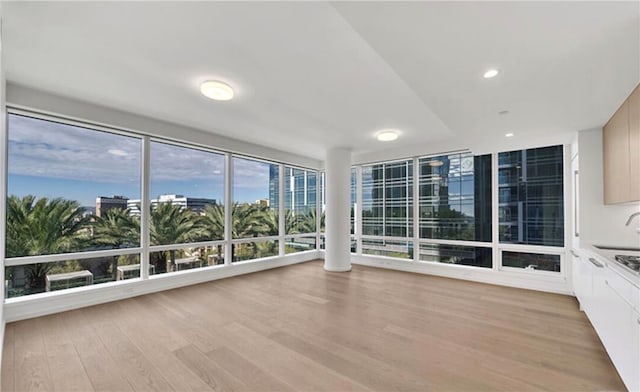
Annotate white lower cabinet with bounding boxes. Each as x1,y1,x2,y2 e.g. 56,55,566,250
573,250,639,391
572,249,594,312
630,308,640,392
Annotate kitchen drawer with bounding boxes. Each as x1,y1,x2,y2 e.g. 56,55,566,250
605,266,639,311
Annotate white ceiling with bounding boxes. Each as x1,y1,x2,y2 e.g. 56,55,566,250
3,1,639,161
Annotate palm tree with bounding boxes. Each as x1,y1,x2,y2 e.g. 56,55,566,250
6,195,91,292
92,208,140,279
201,203,225,263
150,202,205,273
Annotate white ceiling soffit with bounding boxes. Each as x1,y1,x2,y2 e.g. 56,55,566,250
3,2,639,161
2,1,450,160
334,1,640,158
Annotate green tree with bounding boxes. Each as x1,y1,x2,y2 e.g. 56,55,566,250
92,208,140,280
6,195,90,292
201,203,225,263
150,202,205,273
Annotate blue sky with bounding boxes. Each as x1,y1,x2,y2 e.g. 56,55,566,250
7,114,275,206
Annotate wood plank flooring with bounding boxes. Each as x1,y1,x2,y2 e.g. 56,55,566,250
1,260,626,391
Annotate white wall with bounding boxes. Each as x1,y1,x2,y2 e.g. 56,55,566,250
578,128,640,247
6,83,322,170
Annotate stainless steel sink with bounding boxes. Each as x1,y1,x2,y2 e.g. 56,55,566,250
594,244,640,252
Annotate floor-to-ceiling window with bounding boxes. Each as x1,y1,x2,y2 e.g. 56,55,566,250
4,111,320,298
284,166,317,254
5,113,142,296
498,145,564,272
361,160,413,259
418,153,493,268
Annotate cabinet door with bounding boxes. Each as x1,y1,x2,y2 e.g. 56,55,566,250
604,101,630,204
572,251,593,311
630,309,640,392
600,279,635,391
629,85,640,201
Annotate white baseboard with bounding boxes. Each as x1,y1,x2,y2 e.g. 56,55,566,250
350,254,572,295
4,251,320,323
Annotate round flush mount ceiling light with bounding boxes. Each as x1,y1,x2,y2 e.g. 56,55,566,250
505,132,515,137
376,129,400,142
483,69,500,79
200,80,234,101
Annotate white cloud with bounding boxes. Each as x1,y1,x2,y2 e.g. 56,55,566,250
7,114,279,191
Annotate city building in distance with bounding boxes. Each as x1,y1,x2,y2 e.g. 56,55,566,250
127,194,217,216
95,195,129,217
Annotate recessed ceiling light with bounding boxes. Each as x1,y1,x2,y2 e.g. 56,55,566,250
505,132,515,137
483,69,499,79
376,130,399,142
200,80,234,101
428,160,444,167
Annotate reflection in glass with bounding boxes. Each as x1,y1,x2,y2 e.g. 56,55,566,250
285,236,317,254
285,167,317,234
498,146,564,247
150,246,222,275
148,141,225,246
362,239,412,259
418,153,491,242
419,244,492,268
502,251,560,272
7,114,142,257
362,160,413,237
233,157,279,239
5,254,140,298
232,240,279,262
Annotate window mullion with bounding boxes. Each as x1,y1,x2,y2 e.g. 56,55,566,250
278,164,285,256
224,153,233,265
140,136,151,279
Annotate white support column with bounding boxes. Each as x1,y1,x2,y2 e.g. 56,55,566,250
324,147,352,272
140,136,151,279
224,153,233,265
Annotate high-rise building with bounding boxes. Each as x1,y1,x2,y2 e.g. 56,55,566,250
127,194,217,216
268,165,279,209
95,195,129,217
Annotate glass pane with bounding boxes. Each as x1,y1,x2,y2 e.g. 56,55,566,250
418,153,492,242
419,244,492,268
362,239,413,259
350,168,356,235
284,168,317,234
362,160,413,237
150,246,221,275
5,254,140,298
148,141,225,245
502,251,561,272
320,172,326,233
498,145,564,247
285,236,317,254
232,240,279,262
232,157,279,238
6,114,142,257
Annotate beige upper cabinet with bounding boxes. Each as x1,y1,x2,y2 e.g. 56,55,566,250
604,84,640,204
628,86,640,199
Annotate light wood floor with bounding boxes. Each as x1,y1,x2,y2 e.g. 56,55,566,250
2,260,626,392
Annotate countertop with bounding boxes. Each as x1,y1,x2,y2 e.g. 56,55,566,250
581,242,640,288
